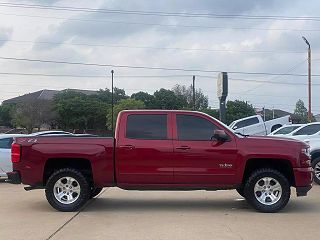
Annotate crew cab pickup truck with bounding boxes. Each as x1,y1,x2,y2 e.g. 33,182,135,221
230,115,292,136
7,110,312,213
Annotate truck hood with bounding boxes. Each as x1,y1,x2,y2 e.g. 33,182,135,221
236,135,308,165
239,135,308,148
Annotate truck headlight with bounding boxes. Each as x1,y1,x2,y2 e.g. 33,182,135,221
302,147,311,157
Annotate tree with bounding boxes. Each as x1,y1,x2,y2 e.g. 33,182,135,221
0,103,15,127
12,100,56,133
131,91,155,108
294,99,308,123
106,99,145,130
172,84,208,110
226,100,256,125
200,108,219,119
54,91,109,131
153,88,184,109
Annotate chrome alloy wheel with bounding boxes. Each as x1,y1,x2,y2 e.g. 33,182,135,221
53,177,81,204
315,162,320,181
254,177,282,206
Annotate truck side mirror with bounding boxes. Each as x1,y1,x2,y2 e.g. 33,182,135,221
212,130,230,142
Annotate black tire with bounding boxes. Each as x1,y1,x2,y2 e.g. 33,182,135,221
236,186,246,198
311,157,320,185
45,168,90,212
244,168,290,213
90,187,103,199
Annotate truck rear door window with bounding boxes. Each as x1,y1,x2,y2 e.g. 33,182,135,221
126,114,167,139
177,114,218,140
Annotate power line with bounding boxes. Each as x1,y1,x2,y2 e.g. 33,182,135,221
0,39,308,55
0,72,319,85
1,56,319,77
1,11,320,34
1,2,320,22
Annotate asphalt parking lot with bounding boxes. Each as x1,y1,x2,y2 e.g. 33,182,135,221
1,180,319,240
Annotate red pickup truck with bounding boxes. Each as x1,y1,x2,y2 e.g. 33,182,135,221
7,110,313,213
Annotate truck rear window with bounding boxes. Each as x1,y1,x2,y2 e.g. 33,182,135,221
126,114,167,140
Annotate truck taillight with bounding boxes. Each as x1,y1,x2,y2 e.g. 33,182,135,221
11,143,21,163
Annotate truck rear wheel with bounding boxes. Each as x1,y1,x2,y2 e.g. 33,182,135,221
45,168,90,212
312,157,320,185
244,168,290,213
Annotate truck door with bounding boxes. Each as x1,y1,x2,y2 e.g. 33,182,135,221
173,113,238,185
116,113,174,184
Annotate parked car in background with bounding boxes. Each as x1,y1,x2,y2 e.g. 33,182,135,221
0,134,26,178
229,115,292,136
29,131,73,136
268,124,304,136
288,122,320,141
304,138,320,185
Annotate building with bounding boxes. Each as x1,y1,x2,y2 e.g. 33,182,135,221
3,89,98,104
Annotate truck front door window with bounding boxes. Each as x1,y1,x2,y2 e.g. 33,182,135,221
176,115,218,140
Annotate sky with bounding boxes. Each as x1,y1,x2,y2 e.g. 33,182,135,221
0,0,319,114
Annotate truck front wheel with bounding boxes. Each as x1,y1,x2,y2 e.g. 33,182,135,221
244,168,290,213
45,168,90,212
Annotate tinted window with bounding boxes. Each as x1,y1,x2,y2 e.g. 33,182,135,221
0,138,13,149
293,124,320,136
273,126,301,135
126,114,167,139
177,115,219,140
234,117,259,129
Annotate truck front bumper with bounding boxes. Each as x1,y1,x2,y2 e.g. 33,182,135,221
6,171,21,184
296,185,312,196
293,167,313,196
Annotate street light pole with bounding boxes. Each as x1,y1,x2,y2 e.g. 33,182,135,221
111,70,114,136
302,36,312,122
192,75,196,110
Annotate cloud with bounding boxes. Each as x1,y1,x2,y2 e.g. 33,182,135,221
0,27,12,47
1,0,319,113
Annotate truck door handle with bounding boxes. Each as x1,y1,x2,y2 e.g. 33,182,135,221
119,145,135,150
175,146,191,150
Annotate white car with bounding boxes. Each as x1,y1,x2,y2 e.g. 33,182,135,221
288,122,320,141
29,130,72,136
229,115,292,136
268,124,304,136
0,134,26,178
304,138,320,185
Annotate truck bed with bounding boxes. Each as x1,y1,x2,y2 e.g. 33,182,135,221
14,136,115,187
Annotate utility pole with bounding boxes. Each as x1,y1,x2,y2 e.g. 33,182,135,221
272,106,275,119
111,70,114,136
302,36,312,122
192,75,196,110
